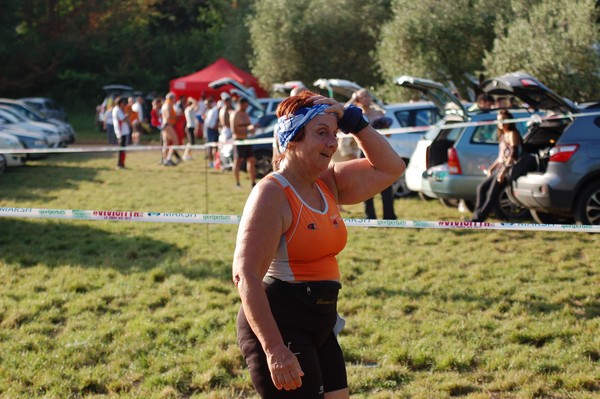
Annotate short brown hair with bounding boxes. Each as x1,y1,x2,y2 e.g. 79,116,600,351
276,90,319,118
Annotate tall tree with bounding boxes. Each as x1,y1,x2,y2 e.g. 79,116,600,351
376,0,498,101
248,0,391,92
0,0,238,104
483,0,600,102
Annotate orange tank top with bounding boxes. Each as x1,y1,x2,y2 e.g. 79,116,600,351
166,102,177,125
265,173,347,282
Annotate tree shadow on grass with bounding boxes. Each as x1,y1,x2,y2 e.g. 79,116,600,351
1,162,104,203
0,219,230,281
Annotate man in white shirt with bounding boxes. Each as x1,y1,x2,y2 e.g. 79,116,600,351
203,98,220,168
112,96,131,169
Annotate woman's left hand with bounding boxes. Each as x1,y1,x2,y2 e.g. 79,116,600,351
310,96,344,120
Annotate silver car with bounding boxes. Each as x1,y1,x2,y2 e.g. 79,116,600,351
20,97,68,121
0,98,75,145
0,107,62,148
0,131,26,173
481,72,600,225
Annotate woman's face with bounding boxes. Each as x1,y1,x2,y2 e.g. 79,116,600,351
291,113,338,169
357,91,371,106
497,116,509,131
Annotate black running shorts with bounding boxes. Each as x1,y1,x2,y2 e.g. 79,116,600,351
237,278,347,398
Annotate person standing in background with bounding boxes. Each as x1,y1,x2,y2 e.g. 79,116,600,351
203,98,220,168
183,98,198,161
150,97,162,135
231,97,256,187
130,96,145,144
103,97,116,145
126,97,141,145
160,92,180,166
112,96,131,169
352,89,397,220
174,95,187,148
194,94,207,141
218,93,234,141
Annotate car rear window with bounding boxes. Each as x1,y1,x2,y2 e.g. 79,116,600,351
470,117,529,144
393,108,439,127
472,124,497,144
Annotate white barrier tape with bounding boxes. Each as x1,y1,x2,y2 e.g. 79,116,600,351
1,144,207,155
1,207,598,233
4,110,600,155
0,207,240,225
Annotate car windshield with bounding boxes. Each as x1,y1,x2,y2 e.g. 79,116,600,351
0,114,14,124
24,102,42,111
0,110,23,123
1,103,46,122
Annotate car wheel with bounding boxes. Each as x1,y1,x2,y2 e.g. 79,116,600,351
531,210,574,225
574,180,600,225
254,150,273,179
392,175,413,198
493,187,530,221
0,154,6,174
439,198,460,208
418,192,436,201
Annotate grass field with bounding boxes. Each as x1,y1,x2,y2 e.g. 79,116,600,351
0,114,598,398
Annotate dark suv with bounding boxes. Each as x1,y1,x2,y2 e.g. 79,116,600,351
481,72,600,225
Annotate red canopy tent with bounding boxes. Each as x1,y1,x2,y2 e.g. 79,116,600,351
169,58,269,100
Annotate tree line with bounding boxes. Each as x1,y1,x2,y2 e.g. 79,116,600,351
1,0,599,108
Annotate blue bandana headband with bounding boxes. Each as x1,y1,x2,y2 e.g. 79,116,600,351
274,104,330,151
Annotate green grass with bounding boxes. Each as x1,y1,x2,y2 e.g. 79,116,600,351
0,111,598,398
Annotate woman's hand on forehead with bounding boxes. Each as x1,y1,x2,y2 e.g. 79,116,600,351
310,96,343,120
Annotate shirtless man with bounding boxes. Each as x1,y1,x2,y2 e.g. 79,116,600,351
161,92,180,166
230,97,256,187
218,93,234,142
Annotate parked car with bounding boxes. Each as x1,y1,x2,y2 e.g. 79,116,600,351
0,124,49,160
405,118,452,200
397,75,535,220
480,72,600,225
19,97,67,121
0,131,26,174
312,78,443,197
399,76,477,202
0,107,62,148
0,99,75,145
